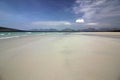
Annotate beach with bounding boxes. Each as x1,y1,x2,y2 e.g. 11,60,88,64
0,32,120,80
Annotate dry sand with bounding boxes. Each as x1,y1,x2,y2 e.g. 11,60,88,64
0,32,120,80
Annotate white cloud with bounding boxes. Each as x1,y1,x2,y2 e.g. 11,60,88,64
75,19,84,23
31,21,71,26
26,21,72,29
86,23,98,26
73,0,120,28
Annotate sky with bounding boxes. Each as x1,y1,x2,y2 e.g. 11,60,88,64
0,0,120,30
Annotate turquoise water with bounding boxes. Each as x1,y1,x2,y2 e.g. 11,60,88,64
0,32,28,38
0,32,67,39
0,32,46,37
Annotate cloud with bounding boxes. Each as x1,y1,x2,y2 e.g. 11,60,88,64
73,0,120,28
75,19,84,23
31,21,71,26
86,23,99,26
24,21,72,30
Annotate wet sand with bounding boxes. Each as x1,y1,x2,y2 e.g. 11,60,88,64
0,32,120,80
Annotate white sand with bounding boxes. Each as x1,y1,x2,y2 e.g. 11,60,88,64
0,32,120,80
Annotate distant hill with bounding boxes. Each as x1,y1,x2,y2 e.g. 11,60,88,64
29,27,120,32
0,27,22,31
0,26,120,32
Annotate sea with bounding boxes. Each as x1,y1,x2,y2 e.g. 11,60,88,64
0,32,46,40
